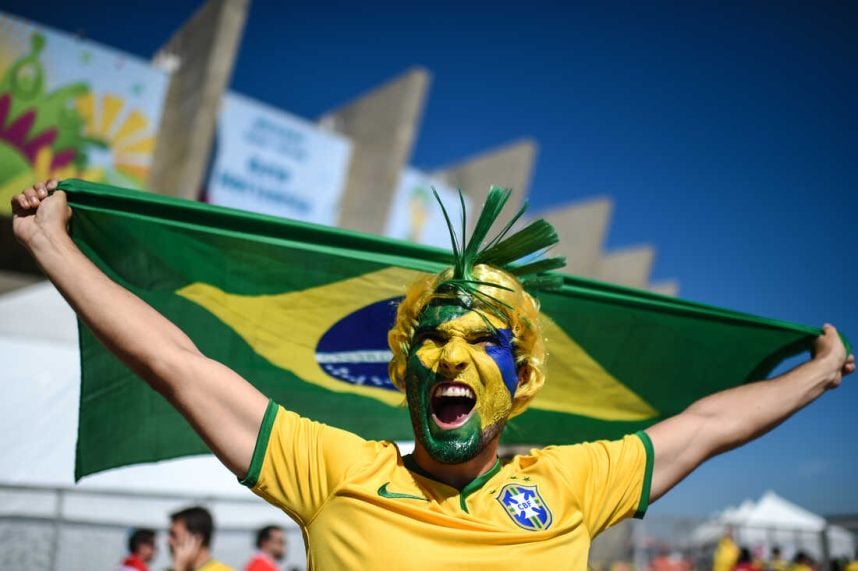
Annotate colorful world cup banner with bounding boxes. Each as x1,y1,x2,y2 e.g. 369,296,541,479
0,11,169,213
206,92,352,225
385,167,472,248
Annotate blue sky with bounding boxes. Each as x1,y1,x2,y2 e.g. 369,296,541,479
7,1,856,516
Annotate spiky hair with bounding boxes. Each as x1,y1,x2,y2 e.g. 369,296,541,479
432,186,565,317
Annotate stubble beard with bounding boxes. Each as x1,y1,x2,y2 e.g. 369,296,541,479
406,384,507,465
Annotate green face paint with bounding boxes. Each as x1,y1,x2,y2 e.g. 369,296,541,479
405,303,515,464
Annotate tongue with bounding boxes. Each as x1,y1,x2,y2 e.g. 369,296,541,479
435,397,473,424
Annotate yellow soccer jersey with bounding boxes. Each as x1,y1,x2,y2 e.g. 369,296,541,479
168,561,233,571
198,561,234,571
242,401,653,570
713,537,739,571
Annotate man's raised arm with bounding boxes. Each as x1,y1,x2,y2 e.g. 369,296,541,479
11,181,269,479
645,324,854,501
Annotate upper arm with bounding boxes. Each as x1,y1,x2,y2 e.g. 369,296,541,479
645,409,724,502
150,348,269,479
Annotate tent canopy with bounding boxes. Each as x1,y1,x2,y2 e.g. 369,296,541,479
690,491,855,560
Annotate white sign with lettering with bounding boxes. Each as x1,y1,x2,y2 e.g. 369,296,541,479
207,92,352,225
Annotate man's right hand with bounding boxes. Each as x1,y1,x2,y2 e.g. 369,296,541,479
11,179,70,250
812,324,856,390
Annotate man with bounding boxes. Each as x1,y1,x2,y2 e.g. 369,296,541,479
244,525,286,571
11,181,854,569
769,546,788,571
844,550,858,571
790,551,815,571
713,527,740,571
735,548,761,571
120,528,156,571
168,506,233,571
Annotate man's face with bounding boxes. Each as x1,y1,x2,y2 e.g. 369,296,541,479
405,302,519,464
262,529,287,561
168,519,188,558
138,541,156,563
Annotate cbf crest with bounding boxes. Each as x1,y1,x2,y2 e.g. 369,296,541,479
496,483,553,530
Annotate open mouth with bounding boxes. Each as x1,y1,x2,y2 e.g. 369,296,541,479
430,382,476,429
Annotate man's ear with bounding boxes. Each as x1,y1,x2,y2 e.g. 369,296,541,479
513,364,533,400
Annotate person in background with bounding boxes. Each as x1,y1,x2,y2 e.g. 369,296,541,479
714,528,740,571
120,528,156,571
791,551,815,571
735,547,760,571
168,506,234,571
244,525,287,571
769,546,788,571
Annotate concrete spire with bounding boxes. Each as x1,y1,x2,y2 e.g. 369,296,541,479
148,0,250,199
534,196,613,279
595,245,655,289
431,138,537,230
319,67,431,234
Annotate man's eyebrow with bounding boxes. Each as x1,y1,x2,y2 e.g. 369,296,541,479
414,321,444,334
465,327,500,340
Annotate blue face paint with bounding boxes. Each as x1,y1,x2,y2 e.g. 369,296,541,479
485,328,518,396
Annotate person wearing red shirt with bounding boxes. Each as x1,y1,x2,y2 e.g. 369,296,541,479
244,526,286,571
120,528,156,571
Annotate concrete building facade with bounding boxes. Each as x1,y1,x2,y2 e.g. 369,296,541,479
319,67,431,235
149,0,250,200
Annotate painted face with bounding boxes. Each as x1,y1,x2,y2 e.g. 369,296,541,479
405,302,519,464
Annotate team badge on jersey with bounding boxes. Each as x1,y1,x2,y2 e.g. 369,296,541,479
496,483,553,530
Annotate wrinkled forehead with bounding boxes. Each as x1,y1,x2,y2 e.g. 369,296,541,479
415,301,508,334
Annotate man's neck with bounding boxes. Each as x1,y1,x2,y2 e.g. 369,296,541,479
411,439,500,490
192,548,212,570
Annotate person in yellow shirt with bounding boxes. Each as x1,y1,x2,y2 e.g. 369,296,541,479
768,546,788,571
11,181,855,569
712,528,739,571
790,551,815,571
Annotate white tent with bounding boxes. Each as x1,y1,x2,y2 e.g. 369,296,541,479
0,282,304,570
689,490,855,561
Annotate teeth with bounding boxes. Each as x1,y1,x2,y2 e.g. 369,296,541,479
433,384,475,399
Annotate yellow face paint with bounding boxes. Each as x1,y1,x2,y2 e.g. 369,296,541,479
405,303,517,464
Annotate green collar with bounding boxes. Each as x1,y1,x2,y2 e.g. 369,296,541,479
403,454,502,513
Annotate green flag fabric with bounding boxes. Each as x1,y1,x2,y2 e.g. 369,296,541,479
59,179,843,480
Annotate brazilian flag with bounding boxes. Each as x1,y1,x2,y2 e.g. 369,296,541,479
60,179,843,480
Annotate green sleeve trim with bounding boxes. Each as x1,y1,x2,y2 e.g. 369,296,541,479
633,430,654,519
239,399,278,488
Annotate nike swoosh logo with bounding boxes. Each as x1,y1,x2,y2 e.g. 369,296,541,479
377,482,429,501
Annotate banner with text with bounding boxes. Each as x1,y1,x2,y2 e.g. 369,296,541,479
207,92,352,225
